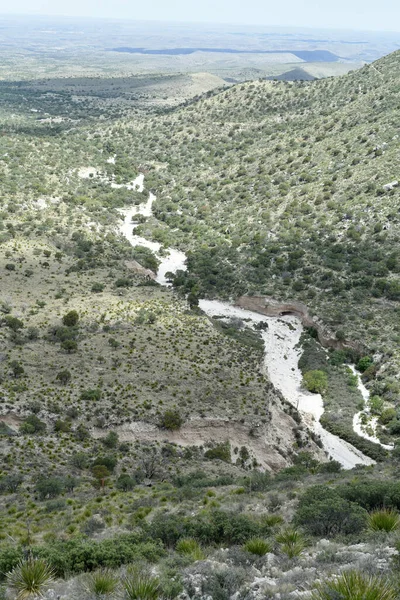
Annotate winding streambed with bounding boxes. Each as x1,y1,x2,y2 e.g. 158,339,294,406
117,176,377,469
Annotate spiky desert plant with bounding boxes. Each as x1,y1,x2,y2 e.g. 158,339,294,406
176,537,205,561
276,527,305,558
123,570,160,600
6,559,55,600
86,568,118,596
368,509,400,532
312,570,397,600
243,538,272,556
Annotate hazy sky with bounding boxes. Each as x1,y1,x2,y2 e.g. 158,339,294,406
1,0,399,32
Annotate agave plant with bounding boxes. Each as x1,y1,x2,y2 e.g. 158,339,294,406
276,527,306,558
368,508,400,532
6,558,55,600
123,569,160,600
243,538,272,556
176,537,205,561
312,570,397,600
86,568,118,596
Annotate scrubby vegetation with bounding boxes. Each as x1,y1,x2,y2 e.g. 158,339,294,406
1,26,400,599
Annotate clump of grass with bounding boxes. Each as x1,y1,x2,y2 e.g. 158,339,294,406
243,538,272,556
368,509,400,532
176,537,205,561
312,570,397,600
86,568,118,596
276,527,305,558
6,559,55,600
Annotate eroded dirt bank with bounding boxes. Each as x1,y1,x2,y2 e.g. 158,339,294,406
235,295,364,352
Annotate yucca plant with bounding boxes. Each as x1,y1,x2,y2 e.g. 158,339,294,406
243,538,272,556
262,514,284,528
276,527,306,558
176,537,205,561
123,571,160,600
368,509,400,532
6,558,55,600
86,568,118,596
312,570,397,600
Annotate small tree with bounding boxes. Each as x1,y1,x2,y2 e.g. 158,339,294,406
4,316,24,331
62,310,79,327
56,369,72,385
9,361,24,378
116,474,135,491
103,431,119,448
61,339,77,353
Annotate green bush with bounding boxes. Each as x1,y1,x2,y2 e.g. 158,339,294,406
302,370,328,394
337,481,400,511
204,442,231,463
159,409,183,431
20,415,46,435
34,536,164,576
295,486,367,536
62,310,79,327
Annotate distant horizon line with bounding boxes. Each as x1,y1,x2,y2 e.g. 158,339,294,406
0,12,399,35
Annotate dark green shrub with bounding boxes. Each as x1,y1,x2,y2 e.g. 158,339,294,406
295,486,367,536
159,409,183,431
20,415,46,435
204,442,231,463
62,310,79,327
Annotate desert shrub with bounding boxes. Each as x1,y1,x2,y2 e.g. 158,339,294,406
116,474,135,491
80,388,102,402
200,566,246,600
243,538,272,556
103,431,119,448
367,509,400,532
35,477,65,500
337,481,400,511
0,474,23,493
295,486,367,536
159,409,183,431
92,455,117,472
312,570,396,600
317,460,342,474
204,442,231,463
20,415,46,435
0,547,23,581
242,471,270,492
302,370,328,394
62,310,79,327
357,356,373,373
91,282,105,293
34,536,164,576
147,509,265,547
